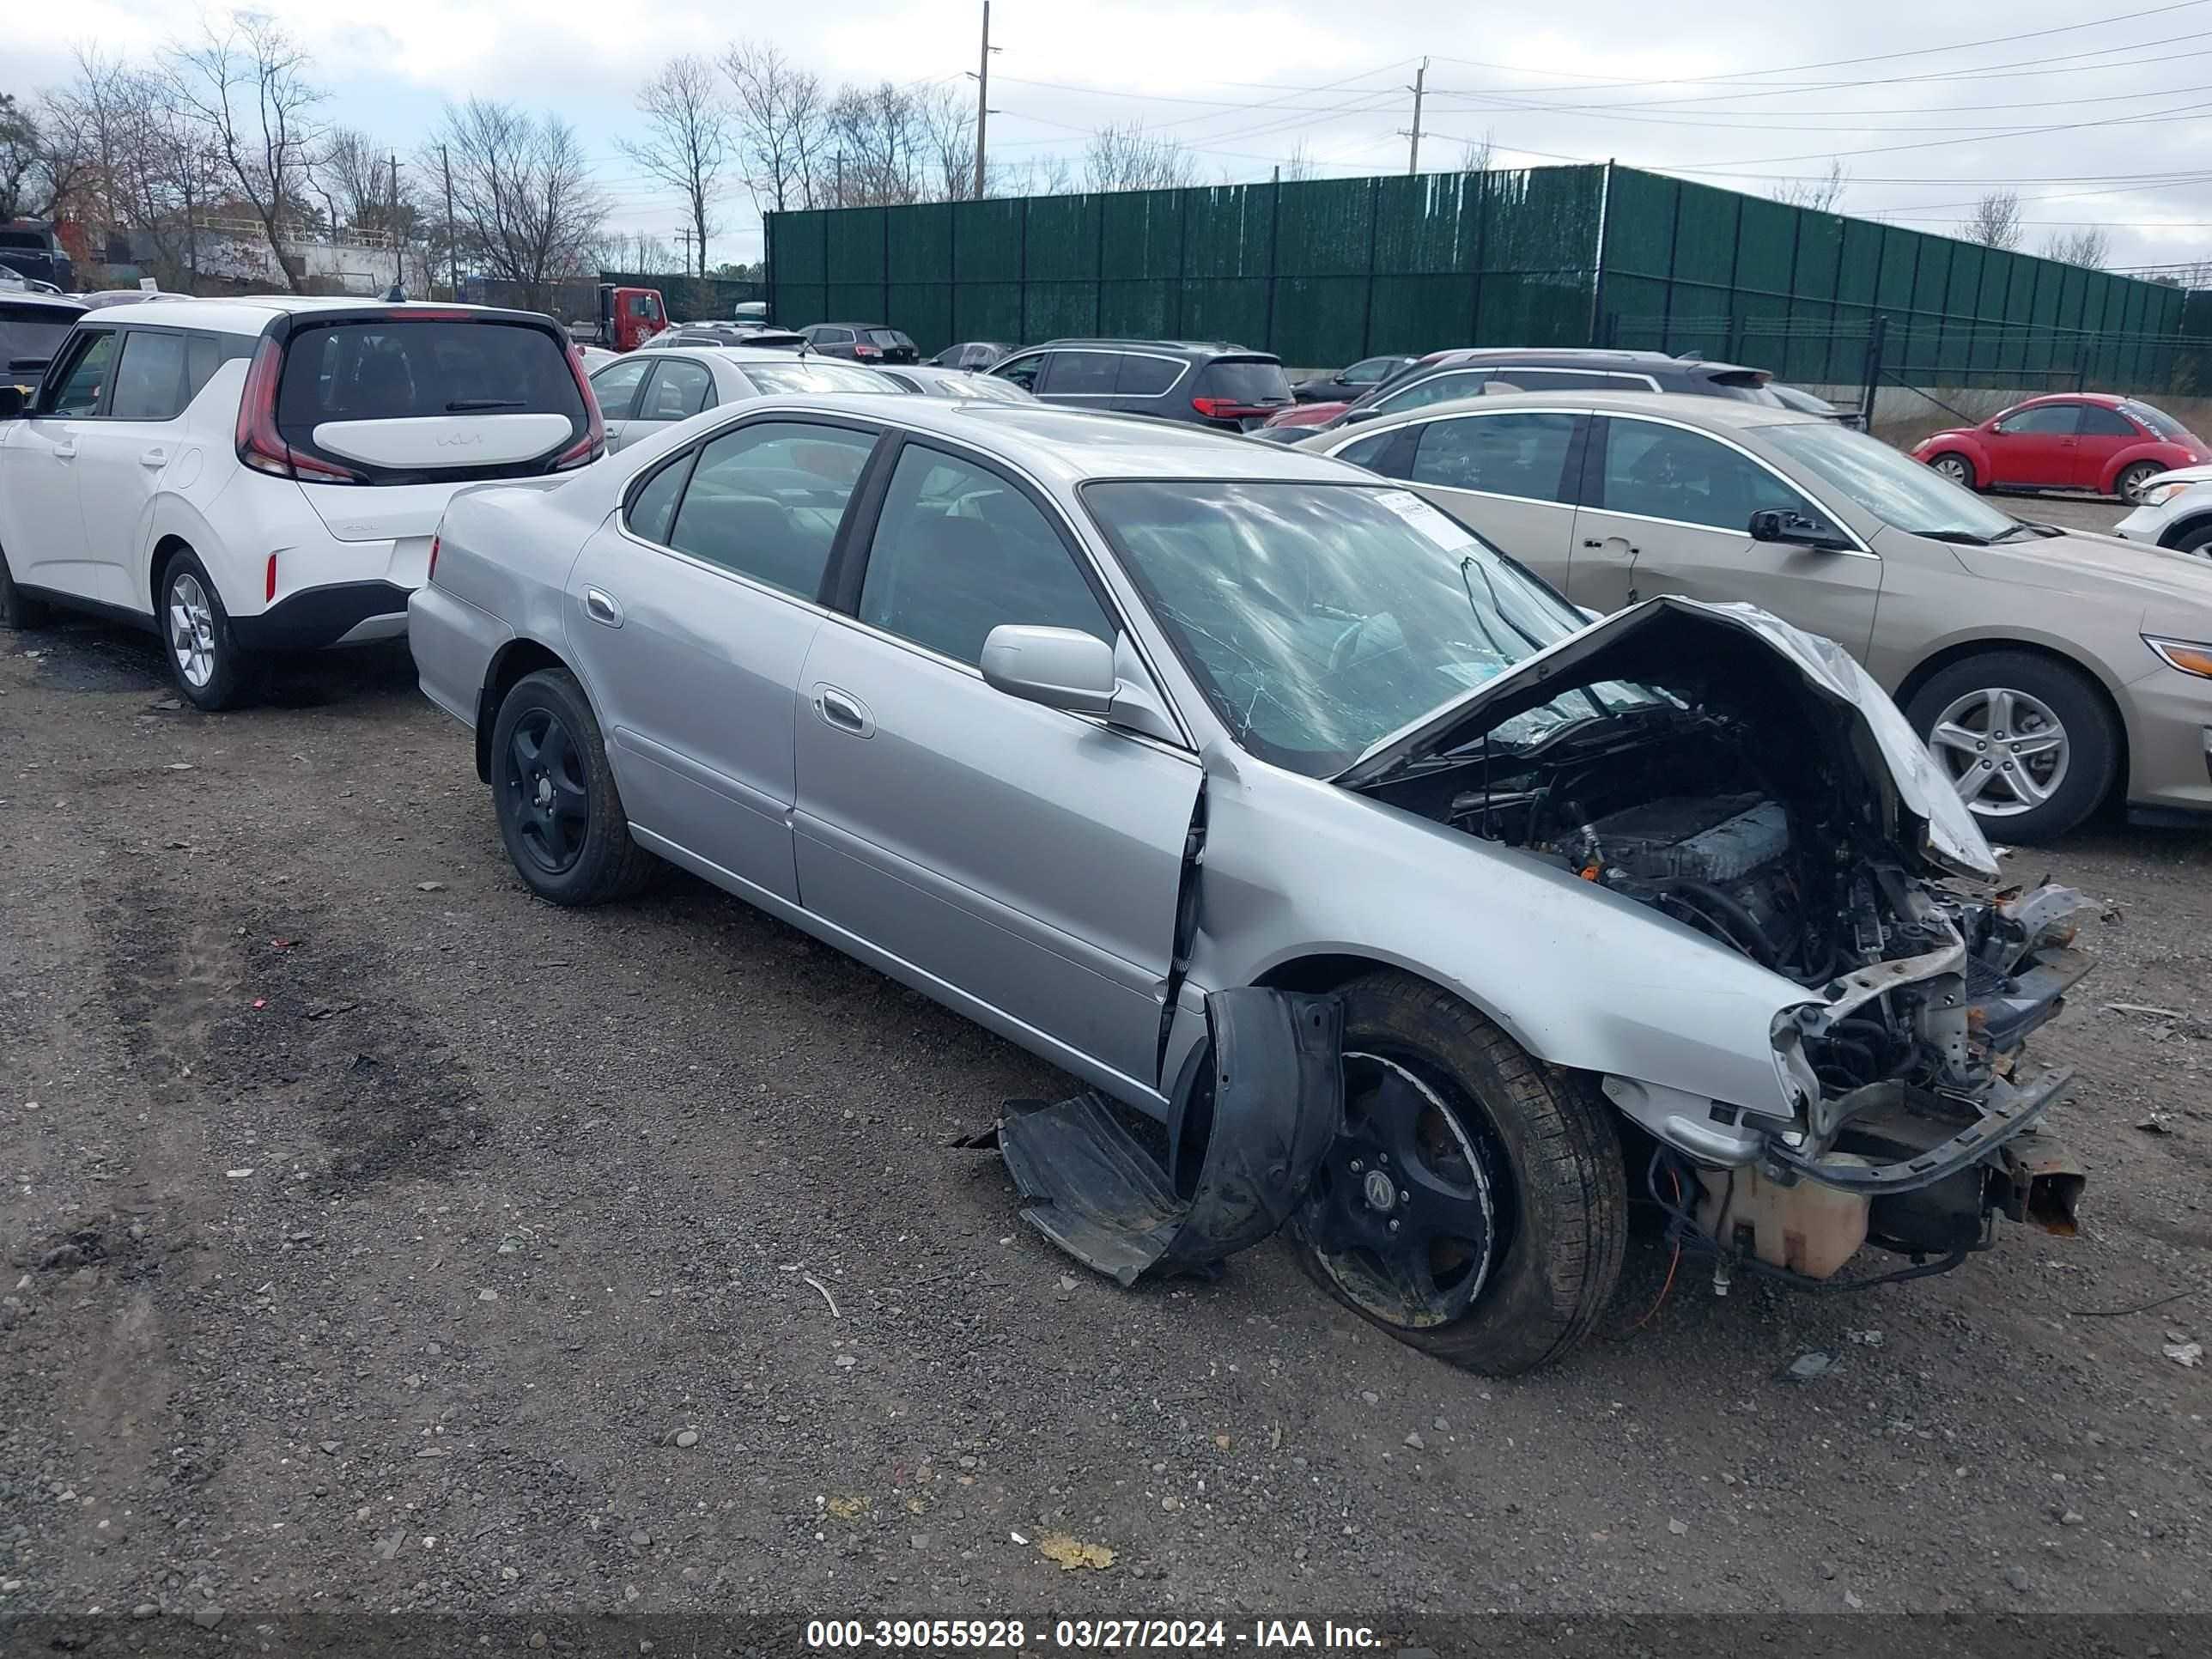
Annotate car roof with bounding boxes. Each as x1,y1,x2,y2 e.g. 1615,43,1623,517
72,295,547,337
1354,387,1820,432
1423,346,1766,377
2015,391,2126,407
1033,337,1273,359
750,397,1367,486
616,344,885,366
0,290,88,316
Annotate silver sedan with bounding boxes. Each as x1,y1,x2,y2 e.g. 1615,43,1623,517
408,398,2087,1372
587,345,902,452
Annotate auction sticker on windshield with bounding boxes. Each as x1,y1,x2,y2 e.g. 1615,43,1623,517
1374,489,1477,550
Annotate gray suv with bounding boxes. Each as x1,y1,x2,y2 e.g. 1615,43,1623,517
988,338,1293,431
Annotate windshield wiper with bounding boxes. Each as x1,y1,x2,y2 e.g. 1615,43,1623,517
445,398,526,411
1920,529,1994,545
1989,522,2043,543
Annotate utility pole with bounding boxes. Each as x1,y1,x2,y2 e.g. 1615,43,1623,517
389,153,403,290
677,225,693,274
835,151,846,207
970,1,1001,200
1403,58,1427,175
441,143,459,299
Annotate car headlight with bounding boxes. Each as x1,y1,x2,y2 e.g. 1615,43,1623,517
2145,635,2212,679
2138,482,2196,508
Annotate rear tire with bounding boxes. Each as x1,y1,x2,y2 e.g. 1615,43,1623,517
0,544,53,630
1928,452,1977,491
2116,461,2161,504
1906,651,2118,842
1286,970,1627,1375
489,666,654,906
158,549,261,711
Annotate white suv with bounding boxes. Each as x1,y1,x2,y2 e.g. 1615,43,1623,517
0,296,602,708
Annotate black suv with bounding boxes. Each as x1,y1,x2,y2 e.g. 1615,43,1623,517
799,323,919,364
988,339,1293,431
1261,347,1782,439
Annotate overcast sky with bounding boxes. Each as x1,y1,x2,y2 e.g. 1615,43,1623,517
11,0,2211,275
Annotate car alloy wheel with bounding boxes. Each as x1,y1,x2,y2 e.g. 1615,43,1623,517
1924,685,2070,817
501,706,591,874
1297,1050,1504,1329
167,571,220,688
2118,463,2160,504
1930,454,1972,489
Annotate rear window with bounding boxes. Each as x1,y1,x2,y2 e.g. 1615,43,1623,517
1,303,83,375
274,318,585,477
867,329,910,349
1198,358,1291,404
1701,370,1782,405
2121,399,2189,439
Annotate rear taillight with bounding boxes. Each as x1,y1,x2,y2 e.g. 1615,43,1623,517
265,554,277,603
427,534,440,583
552,344,605,471
234,336,366,483
854,343,882,358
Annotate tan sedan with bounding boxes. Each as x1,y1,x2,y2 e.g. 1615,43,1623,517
1301,390,2212,841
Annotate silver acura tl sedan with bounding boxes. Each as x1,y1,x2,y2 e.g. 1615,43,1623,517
408,398,2088,1373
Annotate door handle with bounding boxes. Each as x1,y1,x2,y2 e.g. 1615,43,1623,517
584,588,623,628
53,441,76,460
1583,536,1638,556
811,684,874,738
139,447,167,469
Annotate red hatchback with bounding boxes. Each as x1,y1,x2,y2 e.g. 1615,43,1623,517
1911,393,2210,502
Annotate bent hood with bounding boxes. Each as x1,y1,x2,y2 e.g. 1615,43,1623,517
1337,596,2001,881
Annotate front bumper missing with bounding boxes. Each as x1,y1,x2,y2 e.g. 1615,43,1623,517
1763,1064,2074,1196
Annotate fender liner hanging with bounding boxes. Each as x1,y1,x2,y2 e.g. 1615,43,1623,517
990,988,1344,1285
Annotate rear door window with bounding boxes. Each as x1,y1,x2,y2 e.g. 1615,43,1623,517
1197,359,1290,404
641,358,715,421
1114,355,1184,396
108,330,190,420
2076,404,2136,437
665,421,878,598
1410,412,1579,502
274,319,586,479
591,357,652,421
1045,351,1121,395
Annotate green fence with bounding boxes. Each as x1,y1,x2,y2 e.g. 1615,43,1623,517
766,163,2188,383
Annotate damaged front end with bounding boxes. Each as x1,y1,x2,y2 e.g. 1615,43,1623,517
1346,598,2090,1285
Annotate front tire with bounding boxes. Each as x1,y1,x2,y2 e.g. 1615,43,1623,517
0,544,53,630
1287,971,1626,1375
489,666,654,906
1929,452,1977,491
2116,461,2161,504
1906,651,2118,842
159,549,260,711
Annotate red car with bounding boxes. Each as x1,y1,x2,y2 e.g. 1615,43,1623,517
1911,393,2210,503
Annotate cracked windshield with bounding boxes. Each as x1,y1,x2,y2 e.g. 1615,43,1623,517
1084,480,1642,774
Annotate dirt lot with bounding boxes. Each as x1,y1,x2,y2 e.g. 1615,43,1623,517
3,495,2208,1641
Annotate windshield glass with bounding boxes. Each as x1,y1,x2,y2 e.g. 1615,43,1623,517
1083,481,1653,775
744,361,896,393
2121,398,2190,439
934,372,1030,402
1764,419,2019,541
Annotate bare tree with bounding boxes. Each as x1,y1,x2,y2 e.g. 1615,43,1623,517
823,82,937,206
162,12,327,290
1960,189,2023,250
1771,158,1846,214
722,40,829,213
988,153,1072,198
618,55,732,277
313,127,406,239
917,82,975,202
1277,143,1319,183
2,88,95,223
429,99,607,310
1455,129,1495,175
1083,122,1199,193
2040,227,2111,269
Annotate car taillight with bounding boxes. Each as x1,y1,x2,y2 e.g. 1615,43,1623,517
234,336,366,483
265,554,277,602
1194,396,1268,420
551,344,605,471
854,343,881,357
428,534,440,583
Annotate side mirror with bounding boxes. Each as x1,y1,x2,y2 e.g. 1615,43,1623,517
981,624,1118,716
0,385,25,421
1749,507,1850,551
1340,406,1379,426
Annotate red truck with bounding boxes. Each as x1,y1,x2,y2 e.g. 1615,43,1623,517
574,283,668,353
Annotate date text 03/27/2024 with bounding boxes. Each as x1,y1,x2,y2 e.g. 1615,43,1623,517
805,1618,1388,1650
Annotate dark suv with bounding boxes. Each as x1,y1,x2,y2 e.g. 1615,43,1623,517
799,323,918,364
988,339,1293,430
1257,347,1781,439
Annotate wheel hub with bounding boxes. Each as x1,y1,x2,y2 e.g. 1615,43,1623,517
1361,1167,1398,1212
534,775,554,810
1924,684,2070,817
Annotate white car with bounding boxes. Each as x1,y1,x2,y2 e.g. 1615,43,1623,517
2113,464,2212,556
872,362,1037,402
587,345,902,453
0,295,601,708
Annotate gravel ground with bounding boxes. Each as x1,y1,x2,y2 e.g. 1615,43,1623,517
3,498,2207,1640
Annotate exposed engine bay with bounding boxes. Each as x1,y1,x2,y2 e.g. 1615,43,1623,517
1351,599,2090,1285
